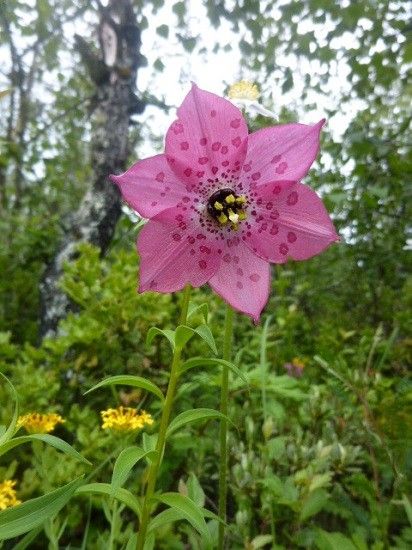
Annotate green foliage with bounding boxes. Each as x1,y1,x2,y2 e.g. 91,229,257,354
0,0,411,547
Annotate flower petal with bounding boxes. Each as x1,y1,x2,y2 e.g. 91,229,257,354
242,120,325,186
137,206,221,293
110,154,192,218
208,239,270,322
165,84,248,185
243,181,339,263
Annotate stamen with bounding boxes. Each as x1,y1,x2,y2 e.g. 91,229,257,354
207,188,247,230
228,209,239,224
218,213,228,225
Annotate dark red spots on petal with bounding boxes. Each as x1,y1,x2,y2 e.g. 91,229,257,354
198,157,209,165
210,110,217,117
223,253,231,263
200,245,211,254
172,233,182,241
200,137,207,146
151,201,157,207
287,191,298,205
279,243,289,255
184,168,192,177
212,141,221,151
230,118,241,128
222,160,229,167
182,196,190,203
188,236,195,244
272,185,281,195
221,145,228,154
199,259,207,269
155,171,165,182
271,154,281,164
172,121,184,134
236,281,243,289
276,161,288,174
266,202,273,210
167,156,175,165
270,223,279,235
212,166,218,175
236,268,243,276
232,136,242,148
243,163,251,172
249,273,260,282
196,170,205,177
287,231,297,243
270,209,279,220
180,141,189,150
252,171,261,181
197,233,206,240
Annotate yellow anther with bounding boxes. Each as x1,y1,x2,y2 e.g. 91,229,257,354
231,223,239,231
225,194,235,204
228,209,239,224
214,201,224,211
235,195,246,204
217,213,228,225
228,80,260,101
238,211,247,221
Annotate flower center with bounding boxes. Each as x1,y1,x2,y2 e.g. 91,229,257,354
207,188,247,230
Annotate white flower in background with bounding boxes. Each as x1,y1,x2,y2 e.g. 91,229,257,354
227,80,277,118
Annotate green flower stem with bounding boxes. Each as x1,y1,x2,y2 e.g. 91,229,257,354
136,285,191,550
218,304,234,550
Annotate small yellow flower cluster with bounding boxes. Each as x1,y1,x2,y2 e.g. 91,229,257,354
292,357,305,371
0,480,21,510
18,412,65,434
227,80,260,101
101,406,154,432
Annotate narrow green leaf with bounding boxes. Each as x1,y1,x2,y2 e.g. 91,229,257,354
194,325,217,354
299,489,329,521
147,507,187,533
166,408,231,438
0,434,90,464
402,494,412,527
174,325,195,349
85,375,164,402
187,302,208,324
0,372,19,447
125,534,138,550
0,477,83,540
111,446,157,491
13,526,42,549
153,492,210,543
146,327,175,350
75,483,141,517
315,529,357,550
179,357,248,383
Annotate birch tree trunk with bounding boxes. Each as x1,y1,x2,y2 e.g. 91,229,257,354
40,0,143,338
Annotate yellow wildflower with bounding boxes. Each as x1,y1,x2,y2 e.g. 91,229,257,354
292,357,305,370
0,480,21,510
100,406,153,432
18,412,65,434
227,80,260,101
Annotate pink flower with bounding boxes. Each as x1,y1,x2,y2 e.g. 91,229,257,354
111,84,338,321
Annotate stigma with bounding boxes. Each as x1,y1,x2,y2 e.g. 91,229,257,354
207,188,247,230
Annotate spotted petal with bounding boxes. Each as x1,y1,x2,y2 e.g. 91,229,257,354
243,181,339,263
241,120,325,186
165,84,248,185
209,240,270,322
110,154,193,218
137,206,221,293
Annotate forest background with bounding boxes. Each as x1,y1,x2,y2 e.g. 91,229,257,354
0,0,411,548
